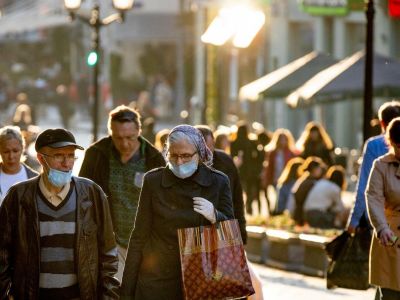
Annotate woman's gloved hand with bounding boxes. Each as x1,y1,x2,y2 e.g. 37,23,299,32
193,197,216,224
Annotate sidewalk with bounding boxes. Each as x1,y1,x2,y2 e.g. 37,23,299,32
251,263,376,300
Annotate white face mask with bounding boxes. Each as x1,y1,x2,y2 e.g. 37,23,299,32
168,159,198,179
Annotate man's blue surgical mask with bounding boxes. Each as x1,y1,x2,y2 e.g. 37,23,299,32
168,160,198,179
42,157,73,187
47,168,73,187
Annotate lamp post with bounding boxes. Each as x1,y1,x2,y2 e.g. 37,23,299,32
64,0,134,142
363,0,374,143
201,4,265,124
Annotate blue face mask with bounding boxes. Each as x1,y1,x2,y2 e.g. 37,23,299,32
42,157,73,187
168,160,198,179
47,168,73,187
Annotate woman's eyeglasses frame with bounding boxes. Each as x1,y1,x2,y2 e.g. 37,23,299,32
166,151,197,163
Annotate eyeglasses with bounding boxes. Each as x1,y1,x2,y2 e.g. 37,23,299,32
41,153,78,163
167,151,197,163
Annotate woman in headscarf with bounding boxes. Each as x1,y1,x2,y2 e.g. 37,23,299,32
120,124,234,300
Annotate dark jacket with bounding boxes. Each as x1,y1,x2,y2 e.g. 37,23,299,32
301,142,334,166
292,176,316,226
212,149,247,243
0,176,119,300
230,138,260,179
79,136,165,196
120,164,234,300
23,163,39,178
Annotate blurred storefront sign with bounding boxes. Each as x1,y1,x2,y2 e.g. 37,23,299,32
389,0,400,18
348,0,364,11
299,0,364,16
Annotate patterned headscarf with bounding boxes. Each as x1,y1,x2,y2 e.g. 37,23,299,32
167,124,213,166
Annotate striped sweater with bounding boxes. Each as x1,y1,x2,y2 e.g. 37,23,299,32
37,185,80,299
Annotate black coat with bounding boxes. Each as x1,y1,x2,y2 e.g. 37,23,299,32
230,138,260,179
0,176,119,299
120,164,234,300
212,149,247,243
79,136,165,196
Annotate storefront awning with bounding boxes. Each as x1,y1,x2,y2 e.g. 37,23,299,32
239,51,337,101
286,51,400,107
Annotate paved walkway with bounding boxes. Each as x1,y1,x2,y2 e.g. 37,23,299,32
251,263,376,300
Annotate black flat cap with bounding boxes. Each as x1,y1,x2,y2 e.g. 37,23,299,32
35,128,84,151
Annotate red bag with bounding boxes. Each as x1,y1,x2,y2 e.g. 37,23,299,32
178,219,255,300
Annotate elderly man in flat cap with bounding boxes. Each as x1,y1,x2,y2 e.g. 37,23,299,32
0,128,119,300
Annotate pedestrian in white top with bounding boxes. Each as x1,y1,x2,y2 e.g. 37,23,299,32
0,126,38,205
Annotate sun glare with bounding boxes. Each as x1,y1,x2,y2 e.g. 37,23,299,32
201,5,265,48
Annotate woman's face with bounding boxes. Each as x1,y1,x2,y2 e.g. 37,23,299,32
310,165,324,179
309,128,321,141
277,134,288,149
0,138,23,170
167,139,198,166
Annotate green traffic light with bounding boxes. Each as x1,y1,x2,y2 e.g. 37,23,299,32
87,51,98,66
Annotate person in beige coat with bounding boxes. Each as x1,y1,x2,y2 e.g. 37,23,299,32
366,117,400,299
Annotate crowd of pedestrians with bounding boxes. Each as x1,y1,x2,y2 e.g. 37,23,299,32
1,98,400,299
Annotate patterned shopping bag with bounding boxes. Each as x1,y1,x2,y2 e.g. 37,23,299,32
178,219,255,300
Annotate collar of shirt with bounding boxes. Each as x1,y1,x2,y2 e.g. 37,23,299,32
111,142,143,164
39,175,71,203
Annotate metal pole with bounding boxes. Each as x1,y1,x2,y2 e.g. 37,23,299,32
194,4,205,125
176,0,186,120
92,5,100,142
363,0,374,143
66,3,127,141
229,48,239,102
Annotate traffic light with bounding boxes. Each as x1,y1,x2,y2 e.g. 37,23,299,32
87,51,98,67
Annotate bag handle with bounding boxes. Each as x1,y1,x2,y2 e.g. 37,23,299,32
198,210,221,233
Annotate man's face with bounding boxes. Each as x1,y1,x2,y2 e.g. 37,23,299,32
37,146,77,172
111,121,141,156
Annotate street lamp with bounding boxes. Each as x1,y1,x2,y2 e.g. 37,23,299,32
363,0,374,143
201,5,265,48
201,4,265,124
64,0,134,142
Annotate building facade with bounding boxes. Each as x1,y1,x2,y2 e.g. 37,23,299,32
258,0,400,149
